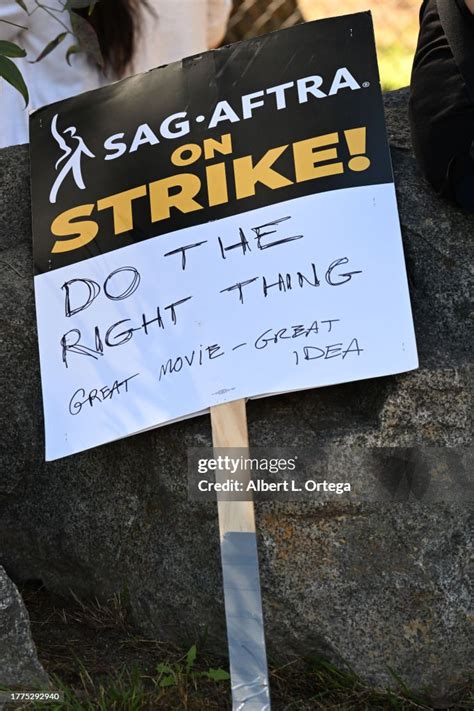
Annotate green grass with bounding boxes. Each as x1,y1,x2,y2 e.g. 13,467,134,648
6,584,472,710
4,654,472,711
379,43,415,91
49,656,231,711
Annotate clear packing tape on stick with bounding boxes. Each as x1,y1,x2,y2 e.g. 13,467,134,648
221,531,271,710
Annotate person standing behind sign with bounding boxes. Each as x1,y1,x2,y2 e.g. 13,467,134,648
409,0,474,212
0,0,232,149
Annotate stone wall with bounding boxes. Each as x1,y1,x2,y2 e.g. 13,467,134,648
0,89,472,699
0,567,48,688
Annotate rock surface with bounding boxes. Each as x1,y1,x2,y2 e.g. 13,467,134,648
0,567,48,688
0,89,472,698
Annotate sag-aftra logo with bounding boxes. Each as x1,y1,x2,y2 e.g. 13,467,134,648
48,67,363,206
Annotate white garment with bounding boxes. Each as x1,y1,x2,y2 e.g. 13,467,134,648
0,0,232,148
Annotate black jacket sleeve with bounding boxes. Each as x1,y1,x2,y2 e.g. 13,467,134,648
409,0,474,203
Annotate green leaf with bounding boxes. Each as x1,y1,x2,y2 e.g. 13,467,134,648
32,32,68,63
158,675,176,688
156,663,173,675
14,0,28,11
65,43,80,66
65,0,91,8
205,668,231,682
0,41,26,58
69,11,103,67
0,55,28,107
65,0,99,10
186,644,197,673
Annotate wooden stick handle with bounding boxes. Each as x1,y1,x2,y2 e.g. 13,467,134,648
210,399,255,536
210,398,271,709
210,398,249,448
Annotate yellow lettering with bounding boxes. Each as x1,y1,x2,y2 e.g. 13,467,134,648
293,133,343,182
203,133,233,160
149,174,203,222
233,145,292,199
171,143,202,167
51,204,98,253
206,163,228,207
97,185,147,235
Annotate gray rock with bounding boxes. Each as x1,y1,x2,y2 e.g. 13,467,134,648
0,89,472,699
0,567,48,688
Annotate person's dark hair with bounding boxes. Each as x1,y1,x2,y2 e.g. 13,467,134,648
82,0,149,77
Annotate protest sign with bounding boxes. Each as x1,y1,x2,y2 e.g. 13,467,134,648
30,12,418,462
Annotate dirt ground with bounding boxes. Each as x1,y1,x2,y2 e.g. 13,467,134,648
11,582,473,710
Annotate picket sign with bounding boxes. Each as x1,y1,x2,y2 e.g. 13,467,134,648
29,12,420,711
211,399,271,710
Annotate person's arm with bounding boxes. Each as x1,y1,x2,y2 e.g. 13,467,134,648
207,0,232,49
409,0,474,209
0,1,31,43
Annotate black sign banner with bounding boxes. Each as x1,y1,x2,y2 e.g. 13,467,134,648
31,13,391,273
